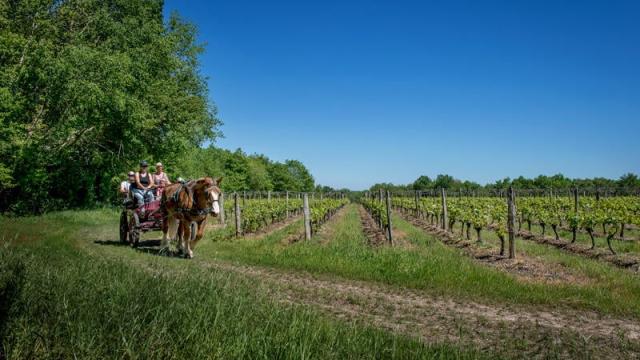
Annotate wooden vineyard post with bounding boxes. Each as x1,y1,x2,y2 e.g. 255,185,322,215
507,186,516,259
385,190,393,245
219,192,226,227
414,190,419,217
303,193,311,240
234,192,242,237
242,191,246,207
286,191,290,218
440,188,448,231
377,189,383,228
572,187,579,242
268,190,271,201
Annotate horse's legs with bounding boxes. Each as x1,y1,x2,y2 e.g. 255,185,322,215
161,215,171,248
162,217,179,249
175,220,184,253
190,219,207,251
183,221,193,259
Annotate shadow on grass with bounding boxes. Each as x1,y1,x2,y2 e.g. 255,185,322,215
94,239,129,247
94,239,186,258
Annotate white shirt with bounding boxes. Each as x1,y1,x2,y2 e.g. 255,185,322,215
120,181,131,193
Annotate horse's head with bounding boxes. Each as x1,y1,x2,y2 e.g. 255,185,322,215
193,176,223,216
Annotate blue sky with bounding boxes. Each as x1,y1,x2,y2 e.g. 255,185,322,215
164,0,640,190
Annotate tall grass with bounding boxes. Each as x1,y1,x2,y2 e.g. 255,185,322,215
0,210,483,359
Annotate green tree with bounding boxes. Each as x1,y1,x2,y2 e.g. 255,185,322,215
0,0,219,213
412,175,432,190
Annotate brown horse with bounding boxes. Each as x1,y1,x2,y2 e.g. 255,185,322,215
160,177,222,258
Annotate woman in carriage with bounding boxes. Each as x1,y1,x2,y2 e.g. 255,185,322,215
153,162,171,199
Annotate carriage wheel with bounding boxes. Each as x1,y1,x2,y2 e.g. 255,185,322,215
119,211,129,243
129,212,140,248
190,222,197,241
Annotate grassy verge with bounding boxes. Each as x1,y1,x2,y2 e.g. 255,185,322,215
199,205,640,318
0,210,482,359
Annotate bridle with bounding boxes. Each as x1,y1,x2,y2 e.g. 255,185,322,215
169,181,220,217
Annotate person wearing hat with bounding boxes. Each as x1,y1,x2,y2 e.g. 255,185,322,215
153,162,171,199
132,160,155,207
119,171,136,199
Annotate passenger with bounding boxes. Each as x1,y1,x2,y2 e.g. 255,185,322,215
119,171,136,199
153,162,171,199
132,160,155,208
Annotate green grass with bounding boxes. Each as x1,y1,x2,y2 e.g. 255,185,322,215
0,209,483,359
445,220,640,312
196,205,640,318
3,206,640,358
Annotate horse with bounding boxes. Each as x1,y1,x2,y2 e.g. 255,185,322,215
160,177,222,258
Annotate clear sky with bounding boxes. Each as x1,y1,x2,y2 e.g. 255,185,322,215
164,0,640,190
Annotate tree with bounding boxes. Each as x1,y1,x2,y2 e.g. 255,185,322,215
618,173,640,188
246,155,273,191
412,176,432,190
0,0,219,213
433,174,456,189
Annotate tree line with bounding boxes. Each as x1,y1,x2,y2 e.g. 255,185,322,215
369,173,640,193
0,0,315,214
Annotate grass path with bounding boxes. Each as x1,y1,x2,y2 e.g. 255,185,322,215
85,206,640,359
5,207,640,358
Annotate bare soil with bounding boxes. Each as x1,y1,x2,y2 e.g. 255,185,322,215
357,205,388,247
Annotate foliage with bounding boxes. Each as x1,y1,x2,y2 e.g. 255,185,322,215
0,1,316,213
0,0,218,213
373,173,640,193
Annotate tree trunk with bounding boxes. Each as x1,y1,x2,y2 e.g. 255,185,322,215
499,234,505,256
551,224,559,240
460,221,465,236
475,227,482,244
527,220,531,231
620,223,625,238
587,229,595,249
607,232,616,255
571,227,577,243
466,222,471,240
540,223,546,236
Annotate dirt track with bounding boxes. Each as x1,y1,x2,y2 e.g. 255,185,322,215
88,212,640,359
202,260,640,359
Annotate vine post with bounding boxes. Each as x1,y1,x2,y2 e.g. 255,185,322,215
303,193,311,240
572,187,579,242
385,190,393,245
219,192,226,227
507,186,516,259
234,192,242,237
440,188,448,231
377,189,383,228
285,191,290,218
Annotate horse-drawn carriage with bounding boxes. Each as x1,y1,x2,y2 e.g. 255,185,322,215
117,177,222,258
119,188,196,247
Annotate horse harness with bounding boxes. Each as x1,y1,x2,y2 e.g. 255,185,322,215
166,181,218,217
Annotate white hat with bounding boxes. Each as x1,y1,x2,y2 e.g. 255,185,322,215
155,162,163,167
